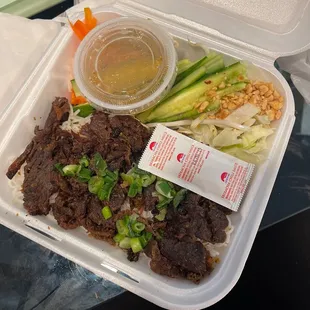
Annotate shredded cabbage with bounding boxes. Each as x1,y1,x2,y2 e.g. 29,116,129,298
226,103,260,124
212,128,243,148
153,103,275,164
241,125,274,149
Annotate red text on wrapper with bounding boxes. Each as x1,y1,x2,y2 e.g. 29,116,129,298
139,124,255,212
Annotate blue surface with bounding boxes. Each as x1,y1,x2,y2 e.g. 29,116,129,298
0,226,124,310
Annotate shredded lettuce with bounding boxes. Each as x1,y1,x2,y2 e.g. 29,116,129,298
226,103,260,124
241,125,274,149
212,128,243,148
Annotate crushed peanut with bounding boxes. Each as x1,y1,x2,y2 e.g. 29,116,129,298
214,80,284,121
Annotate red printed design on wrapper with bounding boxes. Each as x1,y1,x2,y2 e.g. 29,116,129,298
139,124,255,212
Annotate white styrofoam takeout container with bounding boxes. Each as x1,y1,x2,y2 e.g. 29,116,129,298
1,0,309,308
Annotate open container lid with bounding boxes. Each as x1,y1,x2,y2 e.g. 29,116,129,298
70,0,310,61
131,0,310,58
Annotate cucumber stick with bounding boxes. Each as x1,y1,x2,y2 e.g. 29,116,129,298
168,55,224,98
145,62,246,123
175,56,209,84
156,82,247,122
177,59,192,74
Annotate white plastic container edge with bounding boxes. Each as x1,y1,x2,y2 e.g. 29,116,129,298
0,0,300,309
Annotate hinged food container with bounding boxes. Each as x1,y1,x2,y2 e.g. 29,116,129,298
1,0,309,309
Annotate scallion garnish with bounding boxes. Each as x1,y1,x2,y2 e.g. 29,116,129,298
130,237,143,253
79,155,90,167
155,208,167,221
173,189,187,208
88,176,104,194
155,180,174,198
62,164,80,177
101,206,112,220
132,222,145,233
92,152,107,176
54,163,65,176
119,237,131,249
77,167,92,182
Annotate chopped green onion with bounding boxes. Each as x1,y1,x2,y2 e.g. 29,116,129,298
156,197,173,210
121,173,134,185
116,220,129,236
173,189,187,208
155,180,174,198
105,170,118,181
144,231,153,243
123,215,130,226
139,231,153,248
54,163,65,176
98,182,115,201
77,167,92,182
79,155,90,167
132,222,145,233
141,174,156,187
129,166,147,176
101,206,112,220
119,237,131,249
88,176,104,194
155,208,167,221
130,237,143,253
113,233,125,243
128,181,141,198
92,152,107,176
62,164,79,177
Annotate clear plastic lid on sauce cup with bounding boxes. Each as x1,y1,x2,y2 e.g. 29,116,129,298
74,17,177,114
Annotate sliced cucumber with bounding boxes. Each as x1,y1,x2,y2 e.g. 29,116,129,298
154,82,247,122
168,55,224,98
175,56,209,84
146,62,246,123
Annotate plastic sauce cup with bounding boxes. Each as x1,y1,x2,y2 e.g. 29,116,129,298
74,17,177,114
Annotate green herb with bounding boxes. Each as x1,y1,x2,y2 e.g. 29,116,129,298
130,237,143,253
88,176,104,194
101,206,112,220
77,167,92,182
140,174,156,187
128,181,141,198
121,173,134,185
105,170,118,181
92,152,107,176
131,222,145,233
156,197,173,210
155,208,167,221
116,220,129,236
139,232,153,248
62,164,80,177
113,233,125,243
79,155,90,167
155,180,174,198
119,237,131,249
98,182,115,201
173,189,187,208
54,163,65,176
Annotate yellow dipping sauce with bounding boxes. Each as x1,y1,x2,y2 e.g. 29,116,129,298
74,17,177,114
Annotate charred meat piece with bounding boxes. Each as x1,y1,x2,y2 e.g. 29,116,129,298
52,194,89,229
160,238,208,275
109,115,150,153
127,249,140,262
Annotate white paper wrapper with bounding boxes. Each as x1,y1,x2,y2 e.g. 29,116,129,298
139,124,255,211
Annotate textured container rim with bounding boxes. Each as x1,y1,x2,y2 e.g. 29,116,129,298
74,16,177,113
